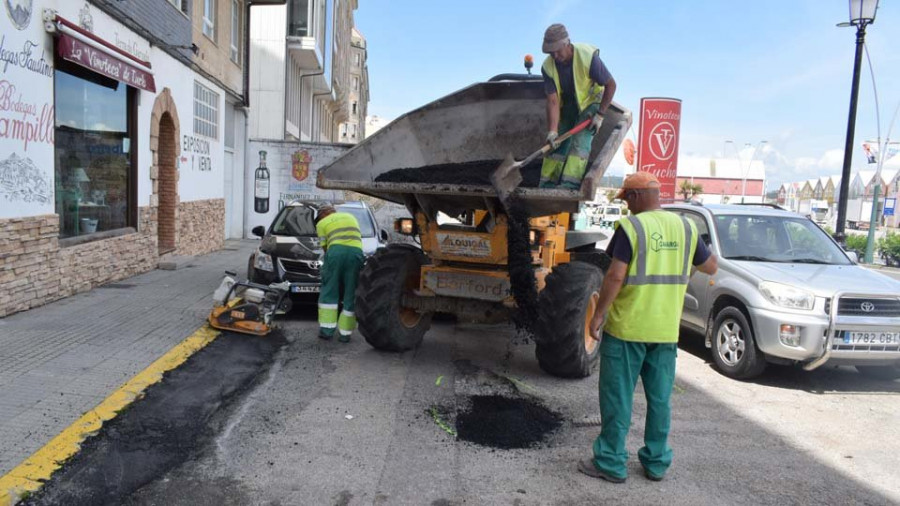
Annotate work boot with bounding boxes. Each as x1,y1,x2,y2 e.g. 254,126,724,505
539,180,557,189
338,333,351,343
318,330,333,341
643,468,664,482
560,181,581,190
577,458,625,483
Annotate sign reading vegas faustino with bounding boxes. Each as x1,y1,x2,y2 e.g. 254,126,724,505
635,98,682,203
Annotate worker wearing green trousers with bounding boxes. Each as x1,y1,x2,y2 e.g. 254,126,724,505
580,172,718,483
315,206,364,343
539,23,617,189
593,333,677,480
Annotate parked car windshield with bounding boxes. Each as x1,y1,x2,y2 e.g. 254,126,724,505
270,205,376,238
713,214,851,265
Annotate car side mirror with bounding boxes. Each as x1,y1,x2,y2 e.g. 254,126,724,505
845,250,859,264
379,229,389,242
251,225,266,238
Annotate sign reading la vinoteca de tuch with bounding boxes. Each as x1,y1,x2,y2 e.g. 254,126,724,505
636,98,681,203
57,34,156,93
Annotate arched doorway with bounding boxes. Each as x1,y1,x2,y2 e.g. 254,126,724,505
149,88,181,256
157,113,177,254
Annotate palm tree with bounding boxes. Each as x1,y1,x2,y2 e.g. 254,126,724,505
678,180,704,201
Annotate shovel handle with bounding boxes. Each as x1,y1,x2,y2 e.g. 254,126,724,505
537,118,593,156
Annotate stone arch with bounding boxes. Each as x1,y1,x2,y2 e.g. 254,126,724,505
149,88,181,255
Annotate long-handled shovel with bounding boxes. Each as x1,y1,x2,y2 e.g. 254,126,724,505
490,117,593,203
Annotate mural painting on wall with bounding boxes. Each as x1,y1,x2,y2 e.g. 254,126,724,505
0,0,55,213
279,149,320,209
5,0,33,30
0,152,49,203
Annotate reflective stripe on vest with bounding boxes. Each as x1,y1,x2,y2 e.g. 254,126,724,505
623,215,694,286
316,212,363,250
541,42,605,113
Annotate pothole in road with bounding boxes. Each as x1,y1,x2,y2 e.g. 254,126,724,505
428,361,564,449
455,395,562,449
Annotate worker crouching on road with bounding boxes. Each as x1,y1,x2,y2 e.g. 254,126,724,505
540,23,617,189
578,172,718,483
315,205,365,343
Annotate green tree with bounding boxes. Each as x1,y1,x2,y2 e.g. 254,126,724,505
678,180,704,201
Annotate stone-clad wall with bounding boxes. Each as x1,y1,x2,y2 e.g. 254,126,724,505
176,198,225,257
0,208,157,317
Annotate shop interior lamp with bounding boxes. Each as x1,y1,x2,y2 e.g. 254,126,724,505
73,167,90,202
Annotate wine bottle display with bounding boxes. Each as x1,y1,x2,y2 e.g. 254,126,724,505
254,150,270,213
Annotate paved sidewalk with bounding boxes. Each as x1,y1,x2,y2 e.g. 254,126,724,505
0,240,257,476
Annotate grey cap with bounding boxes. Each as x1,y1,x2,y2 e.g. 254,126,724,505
542,23,570,53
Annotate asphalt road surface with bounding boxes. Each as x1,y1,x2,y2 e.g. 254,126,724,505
31,309,900,506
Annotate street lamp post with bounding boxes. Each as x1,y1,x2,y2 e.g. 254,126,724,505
725,140,767,203
835,0,879,246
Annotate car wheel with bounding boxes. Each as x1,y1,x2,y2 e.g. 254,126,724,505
711,306,767,380
855,364,900,381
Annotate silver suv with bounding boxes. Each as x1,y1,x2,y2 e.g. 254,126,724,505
665,203,900,380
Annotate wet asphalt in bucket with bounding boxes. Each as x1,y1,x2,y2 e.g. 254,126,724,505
374,159,543,187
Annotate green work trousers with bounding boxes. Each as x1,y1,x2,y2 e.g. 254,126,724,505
318,244,364,338
540,102,600,189
592,332,677,480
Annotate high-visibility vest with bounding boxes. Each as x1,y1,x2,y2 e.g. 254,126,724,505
604,210,698,343
542,42,605,113
316,212,362,250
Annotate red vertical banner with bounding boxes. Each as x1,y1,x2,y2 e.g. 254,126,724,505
636,98,681,203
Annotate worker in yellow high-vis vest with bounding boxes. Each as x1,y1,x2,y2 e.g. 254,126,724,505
540,23,617,189
577,172,718,483
315,205,365,343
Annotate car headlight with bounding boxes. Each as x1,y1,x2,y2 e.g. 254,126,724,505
254,252,274,272
759,281,814,310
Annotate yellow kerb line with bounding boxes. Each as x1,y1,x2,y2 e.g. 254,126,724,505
0,325,221,505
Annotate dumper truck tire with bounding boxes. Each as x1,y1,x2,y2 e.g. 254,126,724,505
534,262,603,378
356,245,432,351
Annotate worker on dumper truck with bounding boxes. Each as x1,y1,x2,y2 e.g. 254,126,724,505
540,23,617,189
578,172,718,483
315,205,365,343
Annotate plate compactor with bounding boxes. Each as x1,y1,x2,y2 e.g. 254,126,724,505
208,271,291,336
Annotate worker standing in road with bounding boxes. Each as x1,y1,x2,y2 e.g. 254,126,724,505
315,204,365,343
540,23,617,189
578,172,718,483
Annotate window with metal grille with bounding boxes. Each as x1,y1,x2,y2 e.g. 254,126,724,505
194,82,219,139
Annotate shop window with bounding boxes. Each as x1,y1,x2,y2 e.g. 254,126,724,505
203,0,216,39
54,60,136,239
194,81,219,139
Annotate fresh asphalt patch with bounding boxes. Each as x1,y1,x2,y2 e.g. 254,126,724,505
25,330,285,506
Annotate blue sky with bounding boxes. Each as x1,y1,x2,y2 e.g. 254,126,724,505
355,0,900,189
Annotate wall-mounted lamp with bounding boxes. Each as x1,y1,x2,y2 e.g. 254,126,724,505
158,43,199,55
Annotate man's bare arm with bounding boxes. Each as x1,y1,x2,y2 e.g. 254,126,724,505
589,258,627,339
546,93,560,133
696,254,718,276
598,77,616,114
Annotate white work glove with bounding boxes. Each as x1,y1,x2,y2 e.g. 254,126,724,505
546,130,559,149
590,113,604,133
